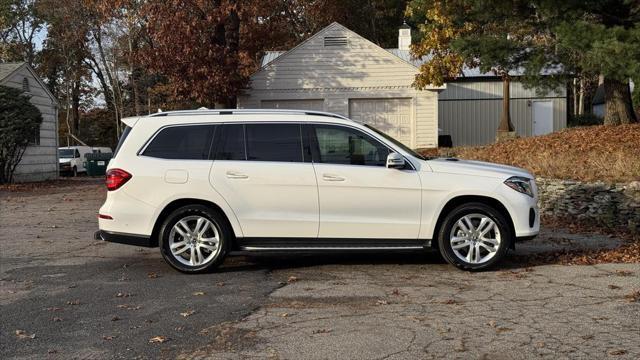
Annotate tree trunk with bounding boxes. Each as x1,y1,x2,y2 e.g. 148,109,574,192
603,78,637,125
224,1,240,108
578,78,585,115
573,78,578,116
498,77,515,132
71,80,81,136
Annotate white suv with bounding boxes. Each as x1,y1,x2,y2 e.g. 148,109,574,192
96,109,539,272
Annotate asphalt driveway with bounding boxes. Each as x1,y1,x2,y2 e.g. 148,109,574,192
1,179,638,359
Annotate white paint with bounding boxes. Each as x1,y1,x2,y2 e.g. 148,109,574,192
533,101,554,136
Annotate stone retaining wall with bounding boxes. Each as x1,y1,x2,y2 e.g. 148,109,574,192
536,178,640,232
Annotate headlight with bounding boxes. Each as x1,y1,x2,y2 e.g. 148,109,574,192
504,176,534,197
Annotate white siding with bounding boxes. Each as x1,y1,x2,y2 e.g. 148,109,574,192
1,65,59,182
239,23,440,149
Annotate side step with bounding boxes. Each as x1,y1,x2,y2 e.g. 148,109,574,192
236,238,431,251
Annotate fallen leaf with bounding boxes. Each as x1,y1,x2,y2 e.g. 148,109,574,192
47,349,57,354
149,336,169,344
180,309,196,317
615,270,633,277
487,320,497,328
280,313,289,318
609,349,627,356
442,299,458,305
111,316,120,321
52,317,62,322
608,284,621,290
391,288,401,296
15,330,35,339
287,276,298,283
312,329,332,334
216,282,225,287
624,290,640,303
103,335,114,341
192,291,205,296
116,292,131,298
147,272,159,278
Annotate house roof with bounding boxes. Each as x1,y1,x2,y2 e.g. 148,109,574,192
0,61,59,106
259,39,563,80
0,62,25,81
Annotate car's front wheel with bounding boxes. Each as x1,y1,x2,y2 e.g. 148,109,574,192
437,202,511,270
159,205,230,273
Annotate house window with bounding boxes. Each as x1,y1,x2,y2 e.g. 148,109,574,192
30,126,40,146
323,36,348,47
22,77,30,93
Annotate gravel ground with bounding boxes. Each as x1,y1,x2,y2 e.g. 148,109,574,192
1,179,638,360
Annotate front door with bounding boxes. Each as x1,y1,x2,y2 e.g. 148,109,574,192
533,101,554,136
310,124,422,239
209,123,319,238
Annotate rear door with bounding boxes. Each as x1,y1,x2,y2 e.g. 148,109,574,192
209,123,319,238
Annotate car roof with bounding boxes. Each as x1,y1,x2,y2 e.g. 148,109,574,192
121,109,356,128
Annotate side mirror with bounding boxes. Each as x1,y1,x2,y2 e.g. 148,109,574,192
386,152,405,169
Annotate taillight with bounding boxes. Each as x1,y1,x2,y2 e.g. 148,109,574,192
105,168,132,191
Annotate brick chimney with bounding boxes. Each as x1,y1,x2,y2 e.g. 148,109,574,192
398,21,411,50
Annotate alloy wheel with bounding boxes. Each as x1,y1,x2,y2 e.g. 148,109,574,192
168,215,221,266
449,213,501,264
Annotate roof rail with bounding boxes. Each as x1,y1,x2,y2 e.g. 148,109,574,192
147,108,351,121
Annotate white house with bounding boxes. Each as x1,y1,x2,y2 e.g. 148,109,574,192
239,22,567,148
238,22,443,149
0,62,59,181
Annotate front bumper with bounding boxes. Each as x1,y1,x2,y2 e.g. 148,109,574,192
94,230,157,247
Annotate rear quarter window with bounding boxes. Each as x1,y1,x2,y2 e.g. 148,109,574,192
142,125,215,160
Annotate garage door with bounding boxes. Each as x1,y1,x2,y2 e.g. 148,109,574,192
349,98,412,147
261,99,324,111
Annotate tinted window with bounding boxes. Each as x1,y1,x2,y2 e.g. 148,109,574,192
217,124,246,160
314,125,389,166
246,124,303,162
143,125,214,159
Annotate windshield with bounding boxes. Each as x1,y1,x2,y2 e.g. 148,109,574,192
363,124,428,160
59,149,75,158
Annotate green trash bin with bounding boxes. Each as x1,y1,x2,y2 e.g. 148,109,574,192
85,152,113,176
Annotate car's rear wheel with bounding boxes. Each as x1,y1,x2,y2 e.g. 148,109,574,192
159,205,230,273
437,202,511,270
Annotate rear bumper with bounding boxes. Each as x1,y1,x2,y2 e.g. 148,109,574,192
94,230,157,247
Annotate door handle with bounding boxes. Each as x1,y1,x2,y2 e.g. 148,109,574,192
322,174,345,182
226,171,248,179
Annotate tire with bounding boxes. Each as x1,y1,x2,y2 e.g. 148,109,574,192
159,204,230,273
72,166,78,177
437,202,511,271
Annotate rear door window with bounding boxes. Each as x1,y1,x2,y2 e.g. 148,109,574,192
142,125,215,159
216,124,246,160
245,124,303,162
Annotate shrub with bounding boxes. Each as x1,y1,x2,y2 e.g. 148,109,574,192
0,85,43,184
568,113,603,127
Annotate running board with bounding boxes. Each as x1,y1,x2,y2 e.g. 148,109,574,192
235,238,431,251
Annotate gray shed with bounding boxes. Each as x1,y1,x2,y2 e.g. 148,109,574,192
1,62,59,182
